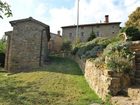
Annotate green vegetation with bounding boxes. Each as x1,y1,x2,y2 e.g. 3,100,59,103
0,56,102,105
124,27,140,41
72,36,121,59
0,38,6,53
72,33,134,73
0,0,12,19
125,7,140,30
61,40,72,52
124,7,140,41
87,31,96,41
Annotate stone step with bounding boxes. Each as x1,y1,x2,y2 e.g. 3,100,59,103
135,57,140,63
135,70,140,77
111,96,140,105
135,58,140,62
135,63,140,69
128,86,140,100
135,53,140,57
135,78,140,85
135,74,140,78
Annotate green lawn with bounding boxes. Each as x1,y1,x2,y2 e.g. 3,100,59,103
0,56,102,105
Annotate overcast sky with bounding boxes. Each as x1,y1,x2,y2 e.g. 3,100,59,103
0,0,140,38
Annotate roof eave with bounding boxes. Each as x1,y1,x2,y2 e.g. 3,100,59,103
10,17,49,28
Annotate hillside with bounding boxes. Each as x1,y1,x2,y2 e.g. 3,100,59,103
0,56,102,105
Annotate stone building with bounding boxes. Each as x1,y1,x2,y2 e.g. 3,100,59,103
62,15,121,43
48,31,63,52
5,17,50,72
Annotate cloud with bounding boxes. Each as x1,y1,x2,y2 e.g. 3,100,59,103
48,0,140,33
0,0,140,38
35,3,48,17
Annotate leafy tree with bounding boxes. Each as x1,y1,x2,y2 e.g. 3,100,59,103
125,7,140,29
0,0,12,19
87,31,96,41
0,38,6,53
125,27,140,41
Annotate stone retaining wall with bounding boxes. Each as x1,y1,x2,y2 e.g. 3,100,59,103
73,56,131,100
130,41,140,53
84,60,131,100
69,41,140,100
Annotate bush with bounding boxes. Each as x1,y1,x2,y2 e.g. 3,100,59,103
103,41,134,73
72,37,120,59
61,40,72,52
125,27,140,41
72,34,134,73
81,45,104,59
87,31,96,41
0,40,6,53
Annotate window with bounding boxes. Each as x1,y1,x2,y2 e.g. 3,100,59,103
112,32,114,34
69,33,72,38
96,31,99,37
81,32,84,37
81,26,84,29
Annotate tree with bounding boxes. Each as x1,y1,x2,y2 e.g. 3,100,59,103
125,26,140,41
125,7,140,29
87,31,96,41
0,0,12,19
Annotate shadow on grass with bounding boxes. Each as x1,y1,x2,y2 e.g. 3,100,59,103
0,77,65,105
41,56,83,76
1,56,83,76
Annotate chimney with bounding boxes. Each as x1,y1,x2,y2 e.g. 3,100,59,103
105,15,109,23
57,30,60,36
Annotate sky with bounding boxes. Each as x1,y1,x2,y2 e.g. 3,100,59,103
0,0,140,38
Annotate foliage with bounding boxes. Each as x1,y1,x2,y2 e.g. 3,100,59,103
81,45,104,59
72,32,134,73
102,41,134,73
61,40,72,52
125,26,140,41
0,38,6,53
87,31,96,41
125,7,140,30
0,0,12,19
72,36,121,59
0,56,102,105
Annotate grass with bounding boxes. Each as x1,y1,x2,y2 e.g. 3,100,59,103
0,56,102,105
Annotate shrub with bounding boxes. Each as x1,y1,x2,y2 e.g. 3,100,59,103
61,40,72,52
103,41,134,73
72,37,119,59
0,40,6,53
87,31,96,41
125,27,140,41
81,45,104,59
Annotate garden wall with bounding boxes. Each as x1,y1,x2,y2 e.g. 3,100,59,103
84,60,130,100
73,57,131,100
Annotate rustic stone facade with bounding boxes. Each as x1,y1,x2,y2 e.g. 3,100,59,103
62,15,121,43
5,17,50,72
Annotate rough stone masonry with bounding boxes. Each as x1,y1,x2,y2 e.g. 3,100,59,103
5,17,50,72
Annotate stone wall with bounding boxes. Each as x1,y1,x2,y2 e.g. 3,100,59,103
130,41,140,53
84,60,131,100
73,56,131,100
73,41,139,100
62,23,120,43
